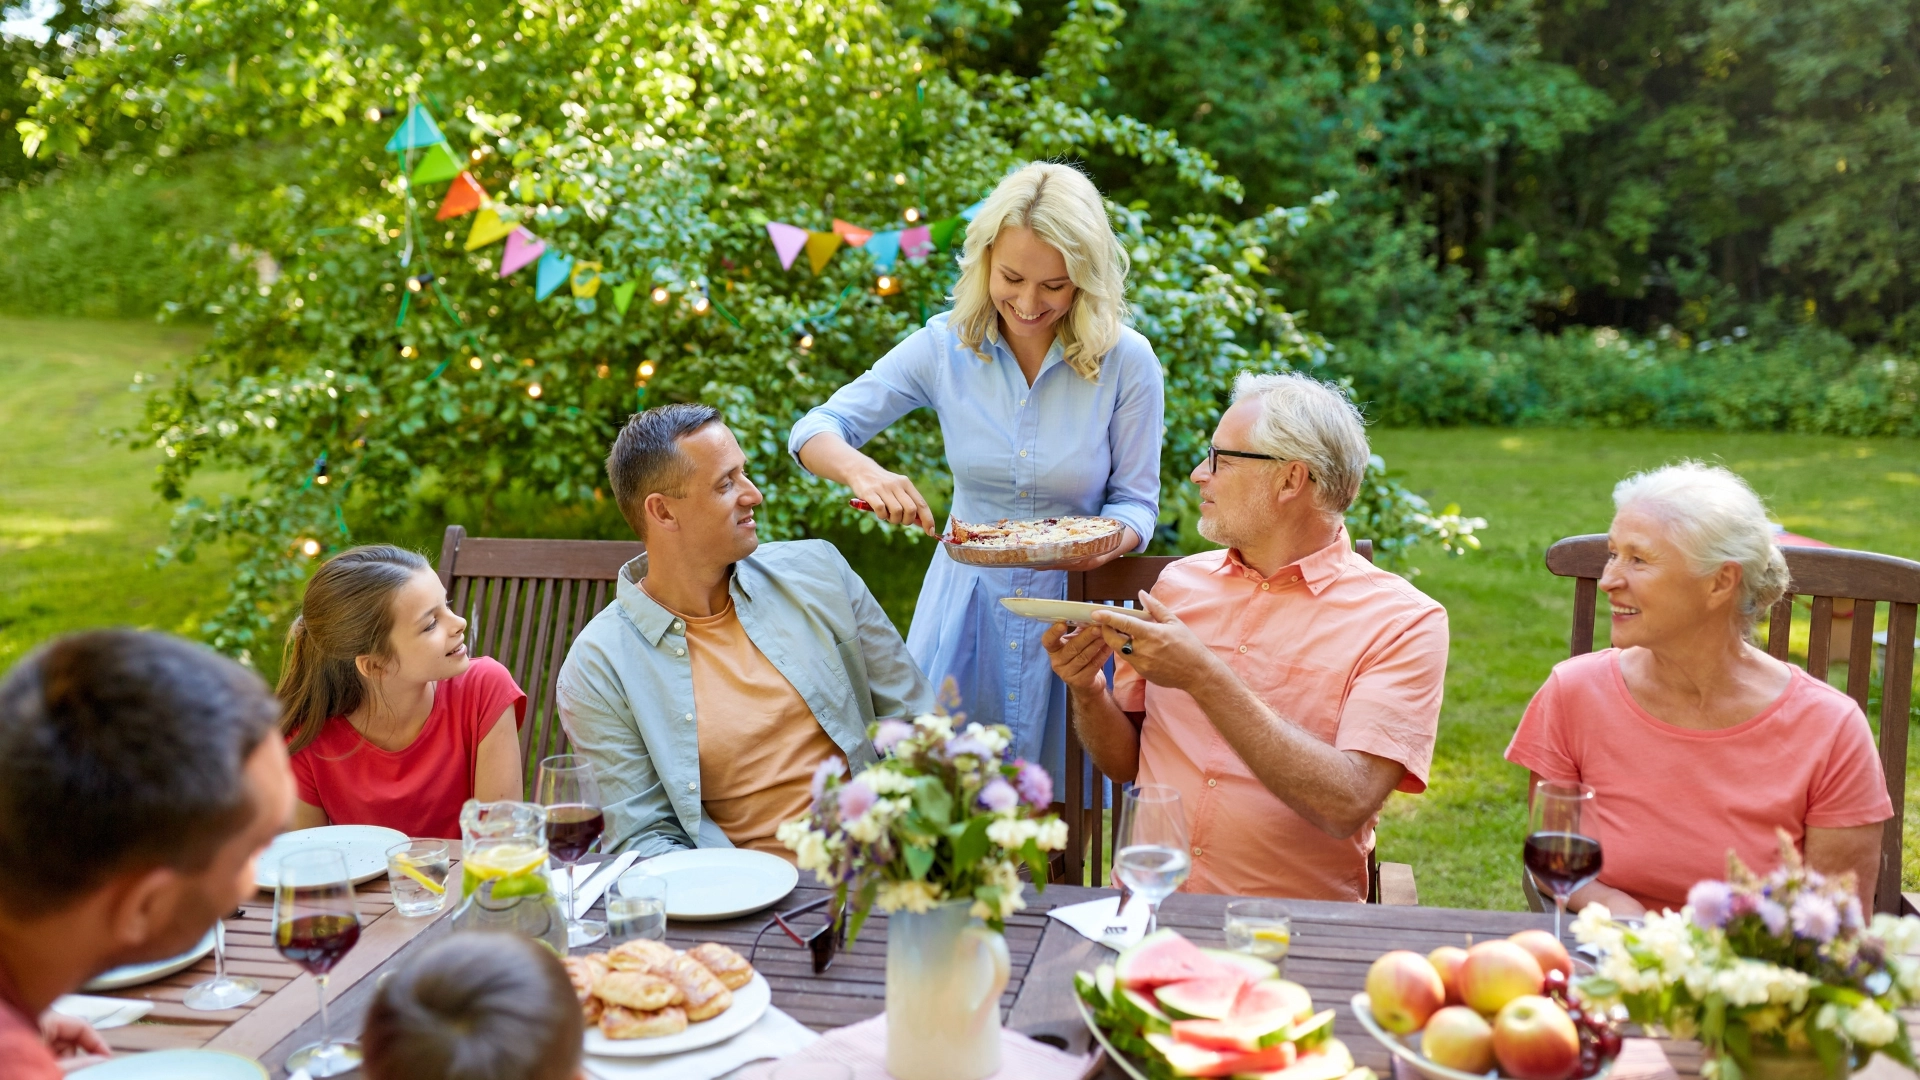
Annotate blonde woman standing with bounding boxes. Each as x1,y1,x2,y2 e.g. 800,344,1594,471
790,162,1163,786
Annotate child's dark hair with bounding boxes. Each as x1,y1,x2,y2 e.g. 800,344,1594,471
276,544,430,752
363,932,583,1080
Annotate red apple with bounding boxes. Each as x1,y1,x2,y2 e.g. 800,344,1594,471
1509,930,1573,979
1365,950,1446,1035
1422,1005,1496,1074
1493,995,1581,1080
1458,940,1545,1016
1428,946,1470,1006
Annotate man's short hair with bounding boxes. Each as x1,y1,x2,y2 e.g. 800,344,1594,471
0,630,280,917
363,932,583,1080
1231,372,1371,514
605,403,723,538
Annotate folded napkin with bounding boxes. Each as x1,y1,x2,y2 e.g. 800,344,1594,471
584,1005,818,1080
1046,894,1151,951
732,1013,1094,1080
575,851,642,919
52,994,153,1030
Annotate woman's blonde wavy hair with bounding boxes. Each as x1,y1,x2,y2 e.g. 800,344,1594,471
948,162,1129,380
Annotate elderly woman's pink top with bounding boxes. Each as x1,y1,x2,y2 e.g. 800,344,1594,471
1506,649,1891,912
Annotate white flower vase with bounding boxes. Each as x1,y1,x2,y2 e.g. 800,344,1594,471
885,899,1012,1080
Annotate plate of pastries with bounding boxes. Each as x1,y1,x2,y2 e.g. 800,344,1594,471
566,939,770,1057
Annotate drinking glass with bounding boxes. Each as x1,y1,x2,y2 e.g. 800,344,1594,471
274,848,363,1077
536,754,607,947
1223,899,1291,973
385,839,450,918
1113,784,1190,934
609,871,668,944
1524,780,1601,941
183,910,259,1010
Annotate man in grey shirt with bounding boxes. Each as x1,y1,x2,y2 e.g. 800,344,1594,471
557,403,934,857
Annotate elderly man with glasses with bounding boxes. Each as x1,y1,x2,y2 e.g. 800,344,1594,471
1043,372,1449,901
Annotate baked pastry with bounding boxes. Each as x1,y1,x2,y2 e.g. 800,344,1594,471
606,938,677,973
563,954,610,1023
660,953,733,1021
599,1004,689,1040
687,942,753,990
949,516,1121,548
593,969,683,1012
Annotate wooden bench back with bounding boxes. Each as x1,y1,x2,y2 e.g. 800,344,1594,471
434,525,644,797
1545,534,1920,913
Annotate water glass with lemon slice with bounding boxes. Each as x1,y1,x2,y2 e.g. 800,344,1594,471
1223,899,1291,972
385,839,450,917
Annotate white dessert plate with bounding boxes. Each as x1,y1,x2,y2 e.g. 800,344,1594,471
630,848,799,921
82,927,217,991
583,970,771,1057
1000,598,1155,626
72,1049,268,1079
254,824,409,890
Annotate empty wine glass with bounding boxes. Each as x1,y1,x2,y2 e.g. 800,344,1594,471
183,910,260,1010
1524,780,1601,940
537,754,607,947
275,848,362,1077
1113,784,1190,934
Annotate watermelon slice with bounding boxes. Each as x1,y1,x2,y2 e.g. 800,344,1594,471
1202,947,1280,984
1117,929,1224,990
1232,979,1315,1027
1171,1017,1305,1055
1115,986,1176,1034
1239,1038,1355,1080
1155,975,1248,1020
1147,1032,1304,1078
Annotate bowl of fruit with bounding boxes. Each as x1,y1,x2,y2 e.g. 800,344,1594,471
1351,930,1621,1080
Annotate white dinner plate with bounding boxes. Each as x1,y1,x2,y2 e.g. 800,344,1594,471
254,824,410,890
631,848,798,921
584,971,772,1058
999,598,1155,626
72,1048,268,1079
82,927,216,991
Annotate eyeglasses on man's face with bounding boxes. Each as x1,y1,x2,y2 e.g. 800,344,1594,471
1205,445,1317,482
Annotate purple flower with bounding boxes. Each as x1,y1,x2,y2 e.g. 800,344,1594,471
1843,894,1865,930
1689,880,1735,929
978,777,1019,813
1014,760,1053,809
837,779,877,822
945,736,992,761
1729,891,1760,919
1758,898,1789,936
810,757,846,807
873,720,914,755
1791,892,1841,942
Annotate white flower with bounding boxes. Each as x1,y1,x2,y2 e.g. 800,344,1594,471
1036,817,1069,852
876,879,943,914
1872,914,1920,957
1841,1001,1901,1047
845,810,886,844
863,769,916,796
987,817,1041,850
777,820,833,874
913,712,954,740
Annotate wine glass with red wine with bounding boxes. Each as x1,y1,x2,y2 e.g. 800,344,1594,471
1524,780,1600,941
538,753,608,947
274,848,362,1077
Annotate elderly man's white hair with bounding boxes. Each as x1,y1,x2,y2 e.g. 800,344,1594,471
1231,372,1370,513
1612,461,1791,626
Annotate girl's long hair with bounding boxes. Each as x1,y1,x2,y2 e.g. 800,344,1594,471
277,545,431,752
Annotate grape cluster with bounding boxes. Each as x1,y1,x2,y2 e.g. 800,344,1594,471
1544,970,1622,1078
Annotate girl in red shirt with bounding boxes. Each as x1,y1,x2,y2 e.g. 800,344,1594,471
279,546,526,839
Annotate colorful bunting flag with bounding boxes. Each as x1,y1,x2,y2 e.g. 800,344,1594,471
535,250,574,300
571,261,603,299
832,219,873,247
499,229,545,277
959,200,986,221
929,217,964,252
766,222,809,271
410,142,463,186
612,280,638,315
866,230,902,272
437,172,487,220
384,104,446,153
900,226,934,261
464,207,516,251
805,231,845,274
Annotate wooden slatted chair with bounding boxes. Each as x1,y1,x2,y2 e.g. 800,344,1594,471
1059,539,1421,904
1544,534,1920,914
434,526,644,797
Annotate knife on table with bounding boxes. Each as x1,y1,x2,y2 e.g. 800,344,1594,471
571,851,641,920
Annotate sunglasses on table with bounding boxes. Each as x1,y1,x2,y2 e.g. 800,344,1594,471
1205,445,1317,482
748,894,844,975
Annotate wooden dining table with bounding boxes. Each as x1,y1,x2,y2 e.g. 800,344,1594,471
81,863,1723,1079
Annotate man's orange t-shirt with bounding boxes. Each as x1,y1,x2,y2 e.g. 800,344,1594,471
1113,530,1449,900
1505,649,1892,912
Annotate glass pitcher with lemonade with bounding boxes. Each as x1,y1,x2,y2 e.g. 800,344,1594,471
450,800,566,952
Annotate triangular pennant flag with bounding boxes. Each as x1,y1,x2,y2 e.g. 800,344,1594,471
535,249,574,300
900,225,934,261
410,142,462,186
571,260,603,299
866,230,902,272
499,228,545,277
959,200,986,221
437,172,487,220
930,217,964,252
384,103,446,153
612,280,638,315
464,207,516,251
805,231,845,274
832,219,873,247
766,222,809,270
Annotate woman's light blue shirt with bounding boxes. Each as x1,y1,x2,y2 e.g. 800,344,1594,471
788,312,1164,782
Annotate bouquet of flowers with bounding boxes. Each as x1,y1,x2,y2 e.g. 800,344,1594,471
776,707,1069,940
1572,833,1920,1080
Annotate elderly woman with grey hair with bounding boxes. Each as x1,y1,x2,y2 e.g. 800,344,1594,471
1507,462,1891,917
